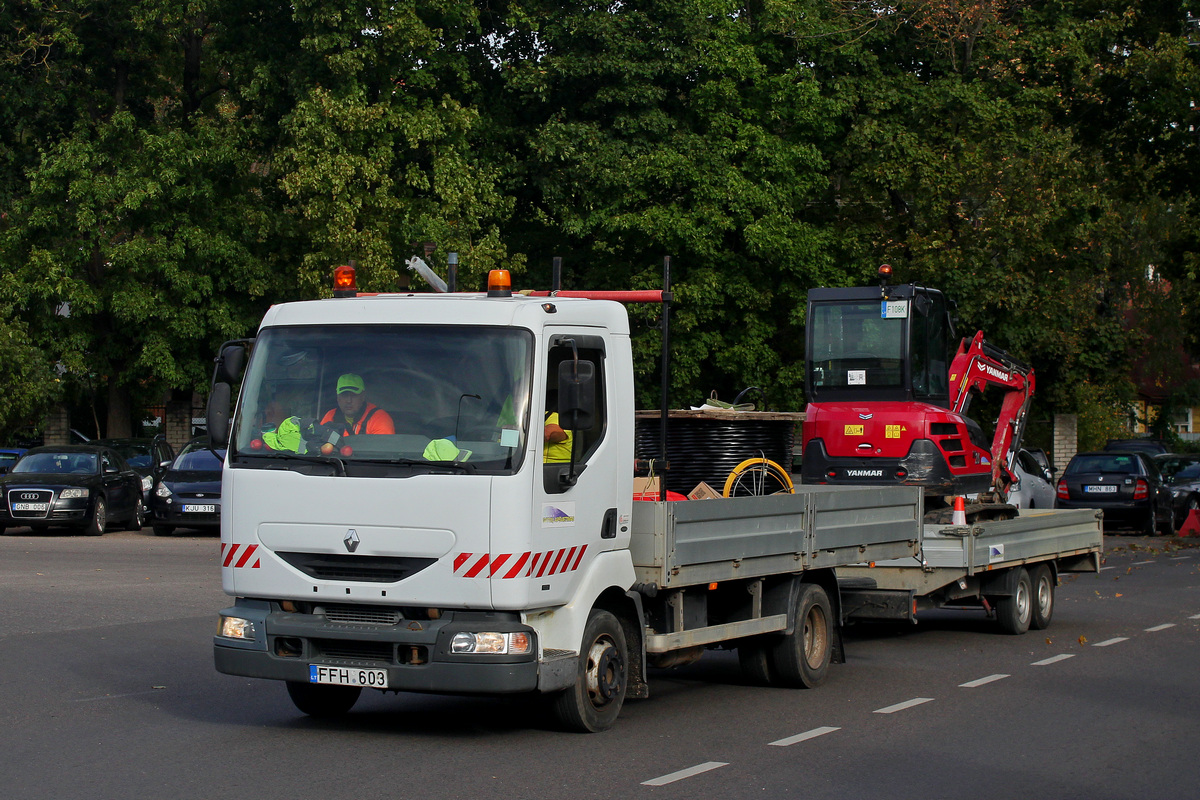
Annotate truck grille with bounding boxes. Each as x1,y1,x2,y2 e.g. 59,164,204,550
276,552,436,583
321,605,403,625
311,639,394,664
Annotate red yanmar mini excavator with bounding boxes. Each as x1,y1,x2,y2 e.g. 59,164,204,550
800,266,1034,520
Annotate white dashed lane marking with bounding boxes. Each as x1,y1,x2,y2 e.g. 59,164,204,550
959,674,1009,688
1032,654,1075,666
642,762,728,786
1093,637,1129,647
1132,560,1155,565
769,726,840,747
874,697,934,714
1145,623,1176,632
1190,613,1200,620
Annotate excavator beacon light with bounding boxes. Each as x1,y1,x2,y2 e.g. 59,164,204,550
333,264,358,297
878,263,892,287
487,269,513,298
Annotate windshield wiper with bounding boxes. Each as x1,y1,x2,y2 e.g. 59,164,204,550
235,449,346,476
343,456,477,474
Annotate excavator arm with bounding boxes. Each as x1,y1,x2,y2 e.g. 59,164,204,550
948,331,1036,498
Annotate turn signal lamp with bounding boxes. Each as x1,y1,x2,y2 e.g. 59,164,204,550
487,269,512,298
1133,479,1148,500
1056,479,1069,501
333,264,358,297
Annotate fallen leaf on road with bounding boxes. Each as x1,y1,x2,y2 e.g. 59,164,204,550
1078,635,1088,644
1115,593,1123,597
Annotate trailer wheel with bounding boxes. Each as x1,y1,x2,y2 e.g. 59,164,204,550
737,639,776,686
552,609,628,732
770,583,832,688
995,567,1032,635
285,681,361,717
1030,564,1054,630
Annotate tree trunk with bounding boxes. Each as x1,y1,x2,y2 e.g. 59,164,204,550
105,381,134,438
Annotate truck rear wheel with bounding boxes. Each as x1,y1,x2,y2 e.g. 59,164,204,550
1030,564,1054,630
552,609,627,732
770,583,832,688
285,681,361,717
995,567,1032,635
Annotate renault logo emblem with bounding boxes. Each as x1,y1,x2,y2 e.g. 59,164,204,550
859,413,873,420
343,529,360,553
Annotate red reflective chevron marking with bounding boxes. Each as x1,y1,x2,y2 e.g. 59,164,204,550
222,543,260,569
451,548,588,579
463,554,491,578
503,552,530,579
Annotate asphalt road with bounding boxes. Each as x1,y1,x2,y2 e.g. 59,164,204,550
1,526,1197,800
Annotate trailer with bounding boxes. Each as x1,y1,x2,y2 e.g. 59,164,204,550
839,507,1103,633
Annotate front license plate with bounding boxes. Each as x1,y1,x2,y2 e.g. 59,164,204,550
1084,485,1118,494
183,504,217,513
309,665,388,688
12,502,49,511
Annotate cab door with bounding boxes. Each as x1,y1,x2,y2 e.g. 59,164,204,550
530,332,621,606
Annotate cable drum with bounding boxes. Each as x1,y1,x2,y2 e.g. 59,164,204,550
634,412,802,495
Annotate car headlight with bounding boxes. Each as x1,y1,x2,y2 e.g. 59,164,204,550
59,487,89,499
154,483,172,498
450,631,533,655
141,475,153,492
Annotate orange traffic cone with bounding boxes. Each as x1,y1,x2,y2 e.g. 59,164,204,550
1179,509,1200,538
952,496,967,526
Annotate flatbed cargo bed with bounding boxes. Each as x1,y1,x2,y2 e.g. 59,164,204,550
631,484,923,589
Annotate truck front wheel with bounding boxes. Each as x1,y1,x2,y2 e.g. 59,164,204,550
286,681,361,718
770,583,833,688
552,609,628,733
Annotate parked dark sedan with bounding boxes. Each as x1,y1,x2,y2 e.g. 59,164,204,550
0,448,26,475
149,443,225,536
1155,453,1200,528
0,445,145,535
1103,438,1170,456
93,436,176,500
1056,450,1174,535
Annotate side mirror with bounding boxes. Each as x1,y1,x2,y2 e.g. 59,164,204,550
208,382,233,447
558,359,596,431
214,343,249,384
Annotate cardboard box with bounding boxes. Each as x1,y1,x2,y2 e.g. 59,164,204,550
687,481,723,501
633,476,660,496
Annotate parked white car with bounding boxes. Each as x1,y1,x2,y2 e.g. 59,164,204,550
1008,448,1057,509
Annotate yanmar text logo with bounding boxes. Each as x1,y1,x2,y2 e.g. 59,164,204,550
978,363,1010,382
846,469,885,478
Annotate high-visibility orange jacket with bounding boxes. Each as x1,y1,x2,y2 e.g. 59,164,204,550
319,403,395,436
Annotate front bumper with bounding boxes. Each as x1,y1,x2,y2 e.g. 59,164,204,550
213,600,548,695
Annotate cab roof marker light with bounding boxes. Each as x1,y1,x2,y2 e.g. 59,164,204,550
333,263,358,297
487,269,512,298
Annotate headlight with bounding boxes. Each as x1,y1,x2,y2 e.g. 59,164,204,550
141,475,153,492
218,615,256,640
450,631,532,655
155,483,172,498
59,487,89,499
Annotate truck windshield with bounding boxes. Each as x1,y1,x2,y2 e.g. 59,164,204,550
230,325,533,474
809,302,905,389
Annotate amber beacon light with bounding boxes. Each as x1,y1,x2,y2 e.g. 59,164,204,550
487,269,512,298
333,263,358,297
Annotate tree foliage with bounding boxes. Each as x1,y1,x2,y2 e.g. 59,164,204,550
1,0,1197,438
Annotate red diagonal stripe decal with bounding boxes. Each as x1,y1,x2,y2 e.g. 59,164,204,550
557,546,578,574
223,544,240,567
489,553,511,577
535,551,552,578
464,554,490,578
571,544,588,571
504,552,530,579
454,552,472,571
235,544,258,569
548,549,566,575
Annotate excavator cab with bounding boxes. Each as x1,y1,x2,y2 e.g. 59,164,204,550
802,277,1032,500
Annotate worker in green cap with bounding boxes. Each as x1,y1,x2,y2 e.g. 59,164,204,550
318,373,395,436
